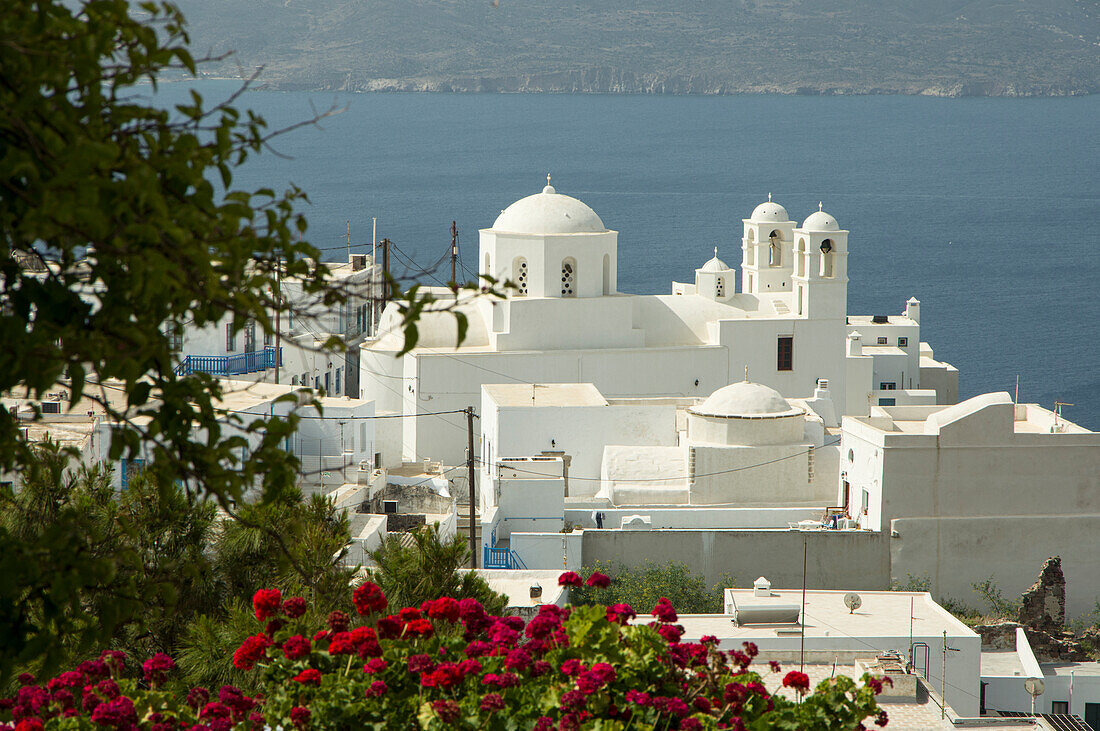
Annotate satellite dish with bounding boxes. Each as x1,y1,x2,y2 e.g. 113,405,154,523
844,593,862,613
1024,678,1045,697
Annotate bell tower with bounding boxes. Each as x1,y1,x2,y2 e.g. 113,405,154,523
791,203,848,319
741,194,795,295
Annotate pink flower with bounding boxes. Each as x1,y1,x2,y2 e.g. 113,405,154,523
282,635,311,661
479,693,505,713
407,654,435,674
252,589,282,621
282,597,307,618
327,611,349,633
47,672,83,691
352,582,387,616
657,624,683,643
292,669,322,686
560,659,585,677
90,696,137,728
504,648,531,672
769,660,782,673
362,658,388,674
558,571,583,587
625,690,651,706
365,680,388,698
782,670,810,693
185,687,209,710
682,719,703,730
141,653,175,687
458,598,486,622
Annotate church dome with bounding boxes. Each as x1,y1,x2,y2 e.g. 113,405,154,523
801,209,840,231
691,381,802,419
750,200,789,223
492,182,607,235
700,251,731,272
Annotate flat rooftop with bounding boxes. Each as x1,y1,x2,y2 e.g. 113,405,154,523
646,589,975,643
484,382,608,408
982,650,1027,678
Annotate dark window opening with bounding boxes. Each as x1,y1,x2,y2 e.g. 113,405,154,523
877,336,888,345
777,336,793,371
898,337,909,347
879,382,897,391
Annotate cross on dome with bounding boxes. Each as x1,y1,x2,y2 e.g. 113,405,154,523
768,192,772,202
744,366,749,382
714,246,718,257
543,172,556,195
819,201,823,211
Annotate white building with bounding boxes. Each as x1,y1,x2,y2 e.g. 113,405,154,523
362,182,957,466
841,393,1100,615
174,254,380,398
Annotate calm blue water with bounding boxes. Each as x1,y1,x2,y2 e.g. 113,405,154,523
154,83,1100,428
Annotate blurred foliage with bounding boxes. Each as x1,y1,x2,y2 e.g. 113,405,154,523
572,560,732,615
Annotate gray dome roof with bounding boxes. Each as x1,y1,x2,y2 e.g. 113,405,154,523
492,186,607,235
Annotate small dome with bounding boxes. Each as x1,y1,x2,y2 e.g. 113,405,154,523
692,381,802,419
801,210,840,231
700,250,731,272
750,200,789,223
492,186,606,235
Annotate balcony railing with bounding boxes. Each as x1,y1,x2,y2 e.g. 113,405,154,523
174,346,282,377
483,546,528,570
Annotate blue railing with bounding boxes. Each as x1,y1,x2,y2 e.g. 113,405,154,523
175,346,282,377
483,546,528,570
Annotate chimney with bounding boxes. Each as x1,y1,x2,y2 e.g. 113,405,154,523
905,297,920,324
753,576,772,598
847,331,863,357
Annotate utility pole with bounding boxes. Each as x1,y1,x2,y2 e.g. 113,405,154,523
274,254,281,385
450,220,458,291
346,220,352,263
370,217,377,336
466,406,478,569
381,238,391,312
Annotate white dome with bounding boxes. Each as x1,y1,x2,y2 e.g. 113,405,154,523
700,255,731,272
692,381,802,419
492,187,607,235
750,200,790,223
801,210,840,231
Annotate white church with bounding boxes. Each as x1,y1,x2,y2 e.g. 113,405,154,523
362,179,957,465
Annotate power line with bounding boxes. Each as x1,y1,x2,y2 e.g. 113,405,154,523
475,438,841,483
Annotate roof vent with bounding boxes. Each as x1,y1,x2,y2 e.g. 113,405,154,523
753,576,772,598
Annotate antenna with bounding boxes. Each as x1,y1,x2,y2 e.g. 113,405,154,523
1014,375,1019,406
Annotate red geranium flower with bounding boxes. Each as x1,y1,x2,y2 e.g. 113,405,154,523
282,635,311,661
232,634,271,671
428,597,460,622
326,611,349,633
585,572,611,588
782,670,810,693
290,706,311,730
141,653,176,687
479,693,505,713
352,582,387,616
282,597,307,619
292,669,322,686
252,589,282,621
652,597,678,623
557,571,582,587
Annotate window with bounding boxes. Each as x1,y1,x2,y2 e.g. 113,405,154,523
121,458,145,490
878,397,896,406
716,276,725,297
877,336,888,345
820,239,834,277
1051,701,1069,715
244,320,256,352
41,402,61,414
777,335,793,371
360,422,367,450
301,373,308,387
747,273,754,291
226,322,236,352
264,327,273,347
561,257,576,297
879,382,897,390
898,337,909,347
334,367,342,395
324,371,331,393
861,489,870,515
164,322,183,352
602,253,611,295
291,376,298,386
314,376,321,391
745,230,756,266
513,257,528,296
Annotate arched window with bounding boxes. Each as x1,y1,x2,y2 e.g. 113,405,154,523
797,284,804,315
820,239,834,278
512,256,528,296
561,257,576,297
716,276,725,298
795,238,806,277
602,253,611,295
768,230,782,267
745,230,756,266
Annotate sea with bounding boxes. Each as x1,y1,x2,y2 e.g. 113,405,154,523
152,81,1100,428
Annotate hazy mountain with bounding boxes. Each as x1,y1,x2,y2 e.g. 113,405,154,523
174,0,1100,96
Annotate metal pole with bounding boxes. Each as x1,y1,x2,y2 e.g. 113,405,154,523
466,407,478,569
942,630,948,719
800,538,807,674
371,217,377,336
451,220,458,290
274,255,281,385
381,238,391,310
